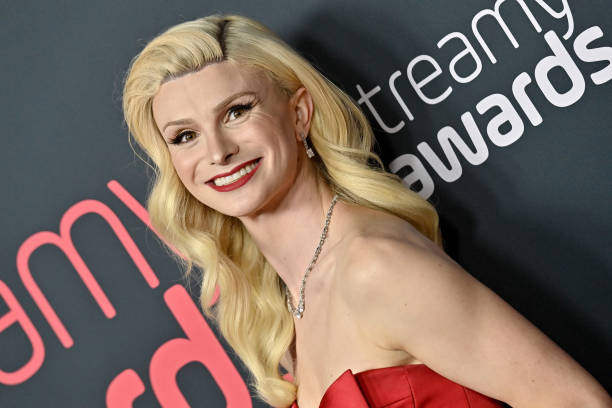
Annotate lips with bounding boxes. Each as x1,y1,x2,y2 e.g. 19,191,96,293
207,158,262,192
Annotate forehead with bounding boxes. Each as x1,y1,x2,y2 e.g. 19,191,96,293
152,61,274,121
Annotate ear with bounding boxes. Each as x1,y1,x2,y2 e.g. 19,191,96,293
291,87,314,141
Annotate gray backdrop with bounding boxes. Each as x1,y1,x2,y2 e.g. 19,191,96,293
1,1,610,407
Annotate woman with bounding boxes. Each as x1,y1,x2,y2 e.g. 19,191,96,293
122,14,611,408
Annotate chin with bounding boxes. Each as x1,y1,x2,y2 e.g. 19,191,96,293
201,196,262,219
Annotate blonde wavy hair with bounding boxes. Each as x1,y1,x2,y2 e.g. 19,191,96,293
123,14,440,407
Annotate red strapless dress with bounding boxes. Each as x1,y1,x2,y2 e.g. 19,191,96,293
290,364,506,407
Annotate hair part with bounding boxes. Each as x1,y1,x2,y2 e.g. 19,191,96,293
123,14,440,407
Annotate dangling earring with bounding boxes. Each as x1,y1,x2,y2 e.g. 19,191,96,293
301,132,315,159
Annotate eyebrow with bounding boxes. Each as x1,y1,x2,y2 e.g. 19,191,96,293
161,90,257,132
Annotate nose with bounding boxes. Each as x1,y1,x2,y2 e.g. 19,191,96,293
206,130,239,165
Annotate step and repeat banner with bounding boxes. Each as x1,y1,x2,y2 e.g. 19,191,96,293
1,1,610,406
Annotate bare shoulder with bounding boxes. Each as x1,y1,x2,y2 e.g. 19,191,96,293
339,222,446,269
337,203,444,256
332,207,612,407
335,208,458,312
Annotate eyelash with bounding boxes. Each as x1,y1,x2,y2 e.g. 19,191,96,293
168,130,197,145
226,100,256,122
167,99,257,145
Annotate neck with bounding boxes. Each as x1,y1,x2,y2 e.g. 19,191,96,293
238,160,339,297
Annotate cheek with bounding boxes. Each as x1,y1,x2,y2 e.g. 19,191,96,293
274,139,301,185
170,151,196,186
271,118,300,159
268,130,298,169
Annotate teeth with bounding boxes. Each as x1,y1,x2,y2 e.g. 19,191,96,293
213,161,258,186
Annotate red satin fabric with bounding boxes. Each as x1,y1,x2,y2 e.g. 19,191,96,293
290,364,505,407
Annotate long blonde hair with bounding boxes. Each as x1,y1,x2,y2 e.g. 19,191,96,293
123,14,440,407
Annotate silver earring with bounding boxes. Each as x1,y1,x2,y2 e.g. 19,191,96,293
301,132,315,159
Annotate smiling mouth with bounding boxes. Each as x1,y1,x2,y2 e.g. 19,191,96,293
209,158,261,187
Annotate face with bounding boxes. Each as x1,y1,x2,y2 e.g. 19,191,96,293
152,61,311,218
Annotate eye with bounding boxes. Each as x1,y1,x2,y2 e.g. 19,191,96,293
169,130,198,145
226,101,255,122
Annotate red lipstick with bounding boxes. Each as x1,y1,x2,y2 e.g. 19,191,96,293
207,158,261,192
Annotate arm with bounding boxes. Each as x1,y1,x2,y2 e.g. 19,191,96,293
341,235,611,408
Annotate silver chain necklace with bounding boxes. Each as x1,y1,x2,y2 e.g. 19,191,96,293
285,194,339,319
